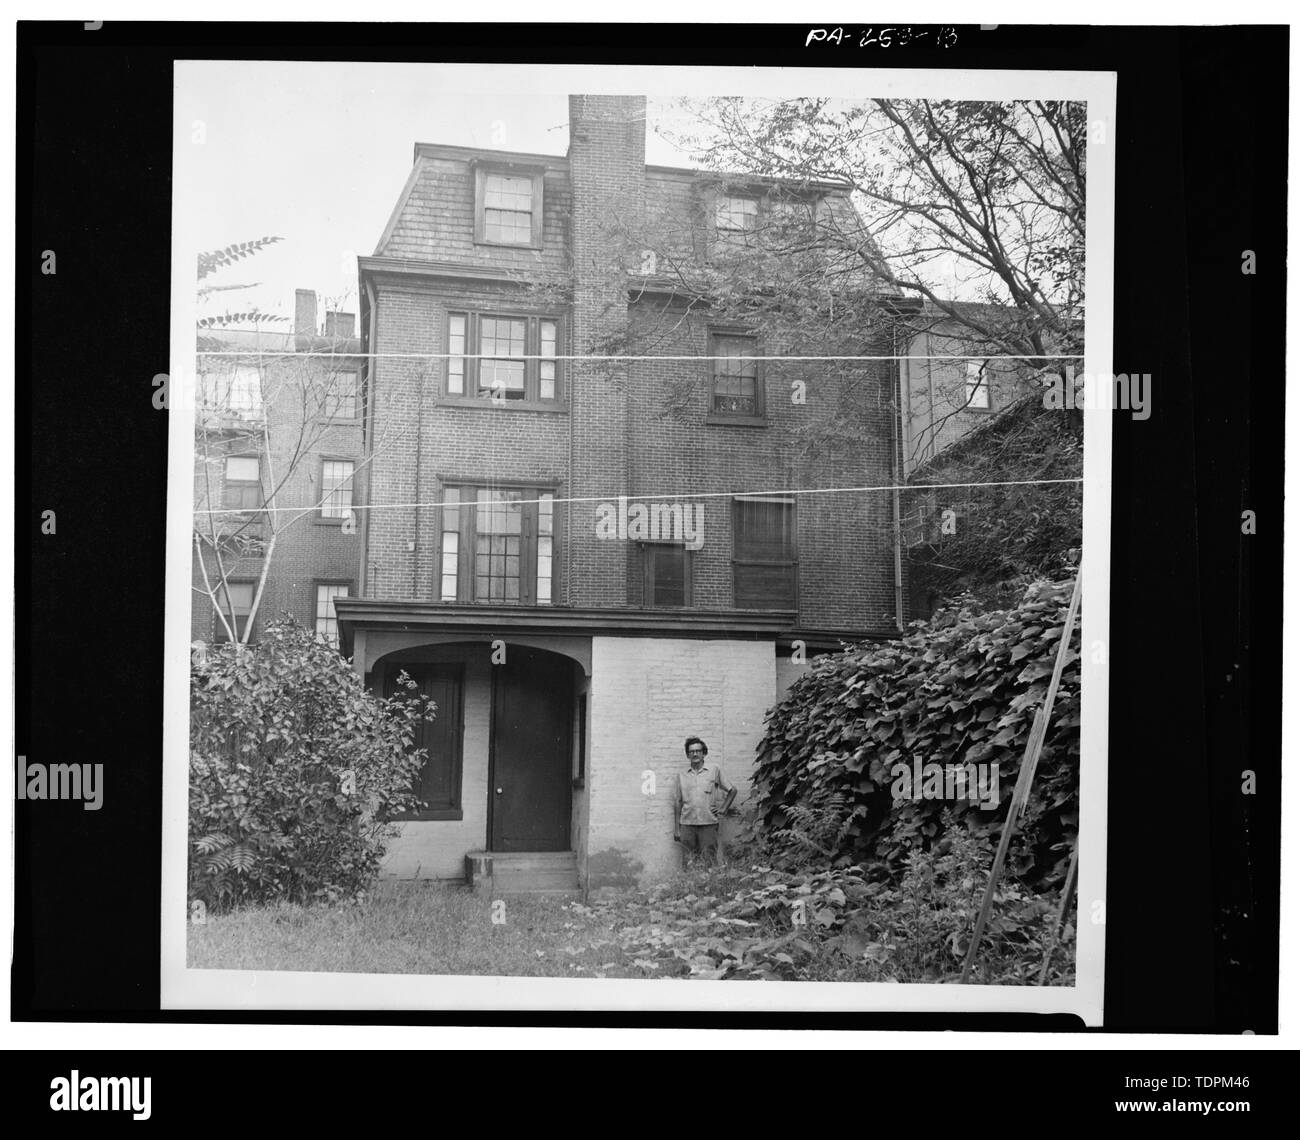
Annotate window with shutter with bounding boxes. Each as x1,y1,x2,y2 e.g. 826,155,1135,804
732,496,797,610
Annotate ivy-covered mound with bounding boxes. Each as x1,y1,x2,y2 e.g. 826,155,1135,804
753,576,1080,889
189,618,435,911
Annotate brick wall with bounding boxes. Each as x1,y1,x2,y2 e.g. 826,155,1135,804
361,92,903,631
624,301,899,629
364,279,571,601
585,635,774,887
565,95,645,608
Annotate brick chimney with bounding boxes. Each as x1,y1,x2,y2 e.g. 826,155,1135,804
324,311,356,339
294,288,318,350
567,95,646,607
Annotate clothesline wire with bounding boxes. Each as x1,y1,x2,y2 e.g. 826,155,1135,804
193,350,1084,362
193,477,1085,516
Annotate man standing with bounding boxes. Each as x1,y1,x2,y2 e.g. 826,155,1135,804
673,736,736,866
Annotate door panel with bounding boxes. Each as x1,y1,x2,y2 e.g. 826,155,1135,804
490,649,572,851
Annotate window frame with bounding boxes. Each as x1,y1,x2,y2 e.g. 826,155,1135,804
223,454,264,514
437,481,562,606
714,192,760,235
319,367,361,422
317,456,356,524
641,541,694,609
706,328,767,425
964,361,993,411
473,164,545,250
442,310,565,409
313,580,352,649
213,578,258,644
731,495,799,612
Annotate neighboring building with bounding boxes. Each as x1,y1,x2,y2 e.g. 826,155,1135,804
192,290,365,651
897,303,1074,618
337,94,908,892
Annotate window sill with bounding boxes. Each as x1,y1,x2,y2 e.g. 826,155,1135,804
706,413,768,427
313,516,352,527
437,396,568,414
472,238,544,252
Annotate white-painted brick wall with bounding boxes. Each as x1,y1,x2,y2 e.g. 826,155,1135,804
586,636,775,887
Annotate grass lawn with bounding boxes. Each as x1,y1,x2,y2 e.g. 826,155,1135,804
188,880,660,978
188,860,1073,984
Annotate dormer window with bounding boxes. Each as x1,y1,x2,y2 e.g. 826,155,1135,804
473,165,545,249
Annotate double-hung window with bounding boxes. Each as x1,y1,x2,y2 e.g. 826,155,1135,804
715,193,758,236
709,332,764,420
320,459,355,519
473,166,545,248
643,543,692,608
314,583,350,648
965,361,992,410
224,455,263,512
322,369,358,420
200,364,263,418
214,580,256,643
439,486,557,605
445,312,561,404
733,496,797,610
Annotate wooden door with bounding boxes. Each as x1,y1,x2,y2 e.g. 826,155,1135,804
489,648,572,851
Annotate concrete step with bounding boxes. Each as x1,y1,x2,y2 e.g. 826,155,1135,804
493,887,581,898
466,850,580,894
493,870,580,891
490,852,577,870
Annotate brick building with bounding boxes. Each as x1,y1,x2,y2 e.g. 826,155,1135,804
335,94,906,891
896,303,1066,618
192,290,365,650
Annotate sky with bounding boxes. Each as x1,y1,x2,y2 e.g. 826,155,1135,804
176,61,1089,324
178,62,703,323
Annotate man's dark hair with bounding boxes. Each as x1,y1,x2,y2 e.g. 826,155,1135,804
684,736,708,756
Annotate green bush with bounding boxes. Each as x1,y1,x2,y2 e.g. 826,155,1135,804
751,575,1080,889
188,617,435,911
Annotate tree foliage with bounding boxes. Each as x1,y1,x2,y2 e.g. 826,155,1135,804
904,397,1083,608
666,96,1085,364
188,618,435,910
751,576,1080,889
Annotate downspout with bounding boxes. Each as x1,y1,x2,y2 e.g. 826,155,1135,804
412,358,424,597
359,276,378,598
566,310,574,606
889,323,905,632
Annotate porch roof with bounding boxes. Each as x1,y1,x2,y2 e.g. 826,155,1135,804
335,599,896,659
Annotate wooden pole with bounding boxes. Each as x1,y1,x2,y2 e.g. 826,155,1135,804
959,575,1081,984
1037,842,1080,985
